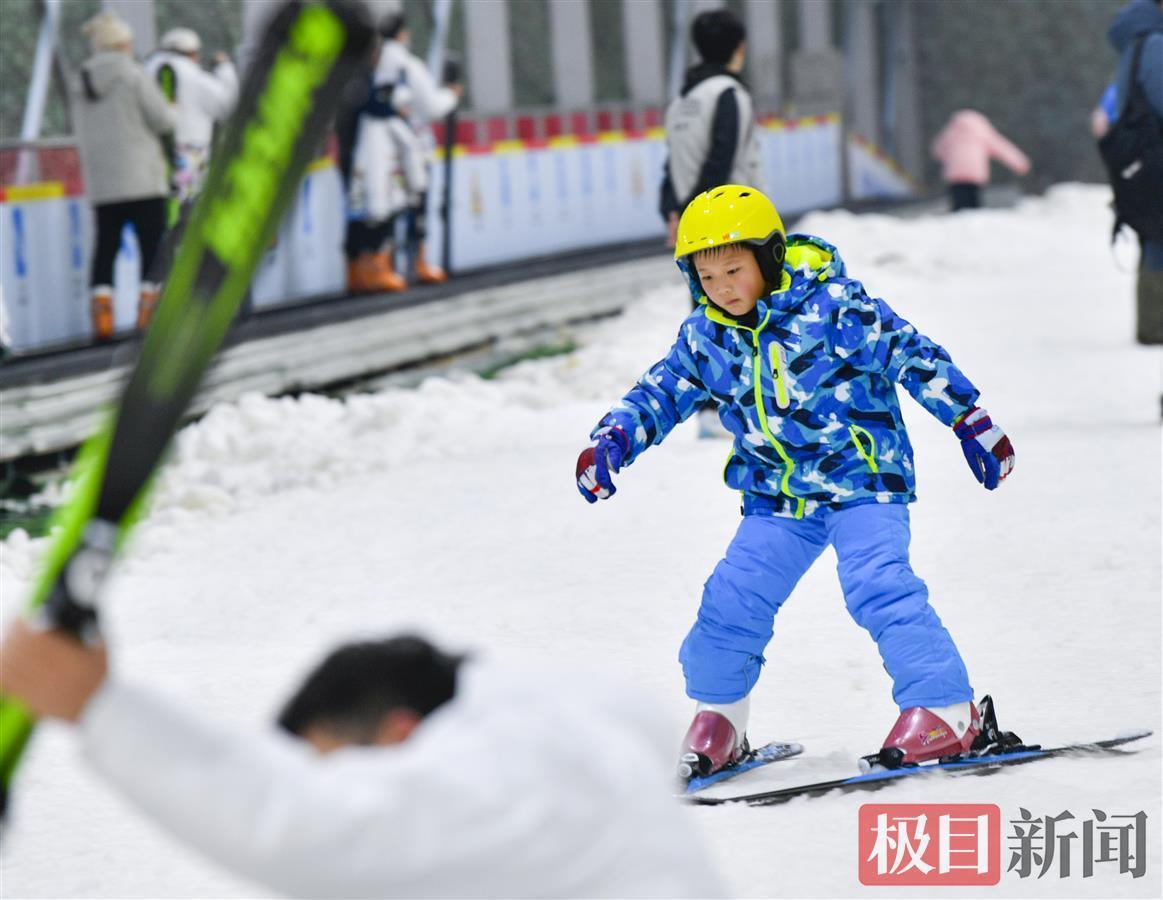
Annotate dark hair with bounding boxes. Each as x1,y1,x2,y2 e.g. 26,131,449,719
691,9,746,66
380,12,406,41
277,635,463,742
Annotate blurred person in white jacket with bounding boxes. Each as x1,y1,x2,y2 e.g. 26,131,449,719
146,27,239,204
339,38,409,293
0,626,724,899
390,84,446,284
353,86,427,232
375,12,460,283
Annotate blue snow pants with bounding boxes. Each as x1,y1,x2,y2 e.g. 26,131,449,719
678,503,973,709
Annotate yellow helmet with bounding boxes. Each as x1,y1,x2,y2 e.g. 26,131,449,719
674,185,787,293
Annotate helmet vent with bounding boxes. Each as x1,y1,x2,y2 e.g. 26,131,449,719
738,191,751,197
712,190,725,198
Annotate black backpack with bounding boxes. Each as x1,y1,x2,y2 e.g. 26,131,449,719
1098,33,1163,243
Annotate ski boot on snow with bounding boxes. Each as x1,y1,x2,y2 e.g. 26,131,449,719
870,700,981,770
677,698,751,780
861,695,1027,771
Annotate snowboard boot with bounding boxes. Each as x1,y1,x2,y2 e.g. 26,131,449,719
137,281,160,331
90,286,114,342
875,701,982,768
413,243,447,284
677,697,750,780
370,252,407,292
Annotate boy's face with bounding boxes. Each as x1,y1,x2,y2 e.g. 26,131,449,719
693,244,766,317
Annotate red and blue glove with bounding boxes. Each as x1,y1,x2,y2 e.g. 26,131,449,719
576,426,630,503
953,407,1014,490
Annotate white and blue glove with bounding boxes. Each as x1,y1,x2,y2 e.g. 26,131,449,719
953,407,1014,490
575,426,630,503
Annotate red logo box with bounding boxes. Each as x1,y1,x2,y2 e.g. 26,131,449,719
859,803,1001,886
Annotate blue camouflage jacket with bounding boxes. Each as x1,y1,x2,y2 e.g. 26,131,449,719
594,235,980,518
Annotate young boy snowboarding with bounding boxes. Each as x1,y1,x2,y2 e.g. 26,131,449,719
575,185,1015,779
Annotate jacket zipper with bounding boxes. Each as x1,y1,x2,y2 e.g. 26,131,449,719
769,343,790,409
748,315,804,519
847,424,879,473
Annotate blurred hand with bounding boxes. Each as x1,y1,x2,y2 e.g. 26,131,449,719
213,51,229,66
1090,107,1111,140
666,211,679,248
0,619,108,722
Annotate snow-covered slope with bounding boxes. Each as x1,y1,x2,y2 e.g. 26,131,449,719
1,185,1159,898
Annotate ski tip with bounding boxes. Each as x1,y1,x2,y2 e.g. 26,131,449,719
1114,728,1153,742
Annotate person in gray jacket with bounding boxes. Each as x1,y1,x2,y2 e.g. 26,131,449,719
73,11,176,341
660,9,764,250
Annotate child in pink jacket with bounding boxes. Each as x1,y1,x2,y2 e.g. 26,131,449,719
931,109,1030,211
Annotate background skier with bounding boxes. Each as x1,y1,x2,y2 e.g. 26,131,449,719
145,28,238,207
374,12,460,284
930,109,1030,212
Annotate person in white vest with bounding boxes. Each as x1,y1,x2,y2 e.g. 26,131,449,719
374,12,461,284
659,8,764,438
145,27,239,204
72,10,175,341
0,625,725,898
660,9,764,248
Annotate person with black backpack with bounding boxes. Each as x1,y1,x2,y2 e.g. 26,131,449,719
1101,0,1163,344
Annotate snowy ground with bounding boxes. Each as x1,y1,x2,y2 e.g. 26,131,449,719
1,184,1160,898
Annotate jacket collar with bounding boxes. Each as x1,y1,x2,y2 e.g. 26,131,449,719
690,233,846,329
680,62,747,96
